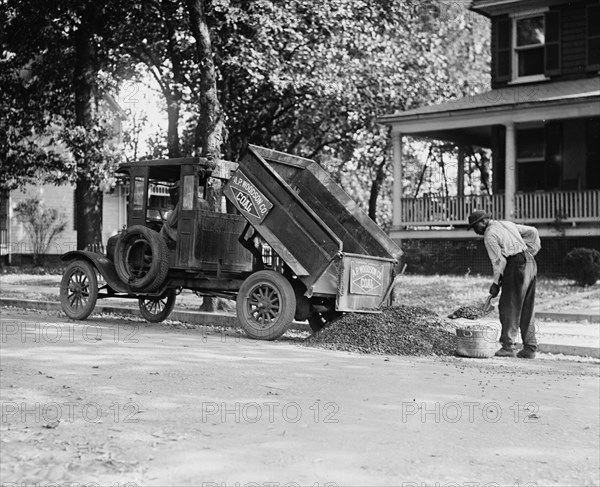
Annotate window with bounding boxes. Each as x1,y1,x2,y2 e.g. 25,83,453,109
494,10,560,83
516,124,561,191
132,177,145,210
515,16,545,78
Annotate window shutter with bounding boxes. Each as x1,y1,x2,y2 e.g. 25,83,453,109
495,17,512,82
545,11,561,76
587,5,600,71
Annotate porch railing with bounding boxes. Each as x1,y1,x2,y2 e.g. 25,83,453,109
0,228,7,255
399,190,600,226
399,194,505,226
514,190,600,223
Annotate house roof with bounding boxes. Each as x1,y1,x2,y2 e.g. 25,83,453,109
378,77,600,126
469,0,574,17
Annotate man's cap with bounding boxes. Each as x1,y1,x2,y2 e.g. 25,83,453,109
467,210,492,230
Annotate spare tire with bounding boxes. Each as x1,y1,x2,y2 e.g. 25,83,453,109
114,225,169,292
106,234,119,262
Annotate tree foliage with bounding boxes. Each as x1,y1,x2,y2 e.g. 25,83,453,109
2,0,491,231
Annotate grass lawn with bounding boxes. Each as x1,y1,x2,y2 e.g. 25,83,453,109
393,274,589,316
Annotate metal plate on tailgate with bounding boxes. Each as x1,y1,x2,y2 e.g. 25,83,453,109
349,260,384,296
336,254,394,312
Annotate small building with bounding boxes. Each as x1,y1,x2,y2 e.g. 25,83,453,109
379,0,600,275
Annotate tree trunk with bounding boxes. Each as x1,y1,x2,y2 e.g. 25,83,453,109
186,0,224,312
163,0,183,159
165,94,181,158
73,3,102,250
368,159,387,222
186,0,224,164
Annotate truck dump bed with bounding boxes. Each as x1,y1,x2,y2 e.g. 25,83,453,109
224,145,403,311
250,145,403,263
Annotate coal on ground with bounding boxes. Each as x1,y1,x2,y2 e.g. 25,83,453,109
304,305,456,357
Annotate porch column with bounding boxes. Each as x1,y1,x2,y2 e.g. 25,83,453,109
504,122,516,220
457,146,465,197
392,132,403,227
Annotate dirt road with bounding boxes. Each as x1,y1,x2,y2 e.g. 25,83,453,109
1,308,598,486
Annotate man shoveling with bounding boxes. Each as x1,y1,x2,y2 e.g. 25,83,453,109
467,210,541,359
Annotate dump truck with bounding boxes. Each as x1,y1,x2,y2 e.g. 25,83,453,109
60,145,403,340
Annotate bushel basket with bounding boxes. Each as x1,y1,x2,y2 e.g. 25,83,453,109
456,326,499,358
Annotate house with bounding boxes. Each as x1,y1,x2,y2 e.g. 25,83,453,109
0,94,128,265
379,0,600,275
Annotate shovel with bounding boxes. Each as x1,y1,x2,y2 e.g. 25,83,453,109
482,294,495,314
447,294,495,320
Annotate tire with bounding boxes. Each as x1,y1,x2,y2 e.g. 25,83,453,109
106,234,119,262
308,314,327,333
236,270,296,340
308,310,342,333
114,225,169,292
139,290,177,323
60,260,98,320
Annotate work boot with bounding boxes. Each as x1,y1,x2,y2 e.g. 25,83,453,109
495,347,516,358
517,348,536,359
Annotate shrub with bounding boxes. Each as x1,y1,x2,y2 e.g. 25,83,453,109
563,247,600,286
13,197,67,266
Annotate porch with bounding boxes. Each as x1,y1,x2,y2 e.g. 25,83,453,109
398,189,600,227
379,78,600,240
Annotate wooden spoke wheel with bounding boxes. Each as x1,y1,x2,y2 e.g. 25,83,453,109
236,270,296,340
60,260,98,320
138,290,177,323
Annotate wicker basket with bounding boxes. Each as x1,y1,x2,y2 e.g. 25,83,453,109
456,326,499,358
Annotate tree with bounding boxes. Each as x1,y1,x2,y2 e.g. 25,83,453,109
1,0,125,249
14,197,67,265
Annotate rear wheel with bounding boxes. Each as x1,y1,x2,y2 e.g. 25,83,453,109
114,225,169,292
308,310,342,333
60,260,98,320
236,270,296,340
138,290,177,323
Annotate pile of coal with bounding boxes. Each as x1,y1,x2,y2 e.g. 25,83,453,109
448,305,487,320
304,305,456,356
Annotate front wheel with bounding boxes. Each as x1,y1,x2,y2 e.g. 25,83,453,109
60,260,98,320
138,290,177,323
236,270,296,340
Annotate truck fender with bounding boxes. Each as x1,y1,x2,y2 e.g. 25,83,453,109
61,251,130,294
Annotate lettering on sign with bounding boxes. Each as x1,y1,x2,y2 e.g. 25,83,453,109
225,172,273,223
349,260,384,295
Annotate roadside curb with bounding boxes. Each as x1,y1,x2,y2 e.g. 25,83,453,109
0,298,312,332
535,311,600,323
2,298,597,358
